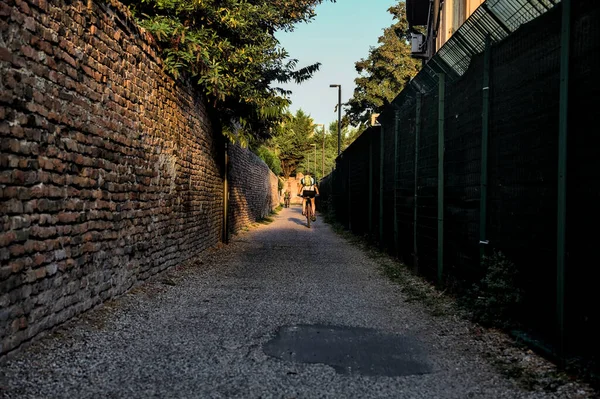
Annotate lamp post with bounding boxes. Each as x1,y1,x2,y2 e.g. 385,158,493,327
311,144,317,179
314,124,325,179
329,84,341,156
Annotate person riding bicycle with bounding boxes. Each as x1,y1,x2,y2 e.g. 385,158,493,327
298,173,319,221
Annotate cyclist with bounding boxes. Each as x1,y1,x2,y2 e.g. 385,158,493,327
298,173,319,221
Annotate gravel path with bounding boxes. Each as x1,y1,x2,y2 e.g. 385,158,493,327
0,207,595,398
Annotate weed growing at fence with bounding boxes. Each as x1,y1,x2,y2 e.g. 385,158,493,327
462,250,523,329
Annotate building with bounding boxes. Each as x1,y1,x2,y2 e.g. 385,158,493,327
407,0,484,59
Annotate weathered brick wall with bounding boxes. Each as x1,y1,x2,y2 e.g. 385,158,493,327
228,144,279,234
269,169,280,210
0,0,226,354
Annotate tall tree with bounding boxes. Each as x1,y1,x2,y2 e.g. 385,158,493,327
125,0,334,141
272,110,315,179
345,2,421,126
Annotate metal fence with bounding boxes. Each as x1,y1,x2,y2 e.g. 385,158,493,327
319,0,599,363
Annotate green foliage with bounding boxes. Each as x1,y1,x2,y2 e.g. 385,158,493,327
249,111,362,181
345,2,421,126
125,0,333,141
254,145,282,175
296,120,361,179
465,250,523,328
271,109,315,178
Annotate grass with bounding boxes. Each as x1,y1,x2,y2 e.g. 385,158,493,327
256,216,274,225
254,204,283,226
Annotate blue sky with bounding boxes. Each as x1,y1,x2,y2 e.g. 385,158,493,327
275,0,398,128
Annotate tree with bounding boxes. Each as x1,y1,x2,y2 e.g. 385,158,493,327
254,145,282,175
307,121,361,180
271,110,315,179
345,2,421,126
125,0,334,141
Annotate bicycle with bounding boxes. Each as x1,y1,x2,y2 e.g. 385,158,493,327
299,193,318,228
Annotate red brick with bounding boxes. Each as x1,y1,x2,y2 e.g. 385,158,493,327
23,16,36,31
0,186,17,199
57,212,78,224
34,267,46,280
33,253,45,266
0,231,17,247
9,244,25,257
0,47,12,63
15,0,31,14
10,259,26,273
0,2,11,17
20,45,38,60
1,199,24,214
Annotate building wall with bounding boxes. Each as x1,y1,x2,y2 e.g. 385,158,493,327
436,0,485,51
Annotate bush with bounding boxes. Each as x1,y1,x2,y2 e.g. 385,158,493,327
465,250,522,328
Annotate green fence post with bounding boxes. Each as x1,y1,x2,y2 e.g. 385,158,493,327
480,35,491,260
437,73,445,286
347,157,352,231
394,111,400,255
414,93,421,272
379,125,384,246
369,130,373,233
557,0,571,365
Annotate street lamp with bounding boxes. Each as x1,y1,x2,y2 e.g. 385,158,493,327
329,84,341,156
306,148,310,174
311,144,316,179
314,124,325,179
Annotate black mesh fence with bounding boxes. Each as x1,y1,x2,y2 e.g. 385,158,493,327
317,1,599,363
566,0,600,358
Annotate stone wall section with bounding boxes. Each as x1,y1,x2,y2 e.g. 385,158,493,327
0,0,225,354
228,144,279,234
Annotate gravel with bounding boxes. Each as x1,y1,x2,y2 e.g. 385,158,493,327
0,207,596,398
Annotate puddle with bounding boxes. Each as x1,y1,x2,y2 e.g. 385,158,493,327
263,324,432,377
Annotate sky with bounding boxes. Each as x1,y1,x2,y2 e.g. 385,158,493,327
275,0,398,128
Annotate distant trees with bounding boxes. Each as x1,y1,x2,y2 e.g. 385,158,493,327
271,110,315,179
251,109,361,179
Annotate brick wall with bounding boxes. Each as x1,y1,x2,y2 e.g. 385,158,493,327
0,0,280,356
228,144,279,234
